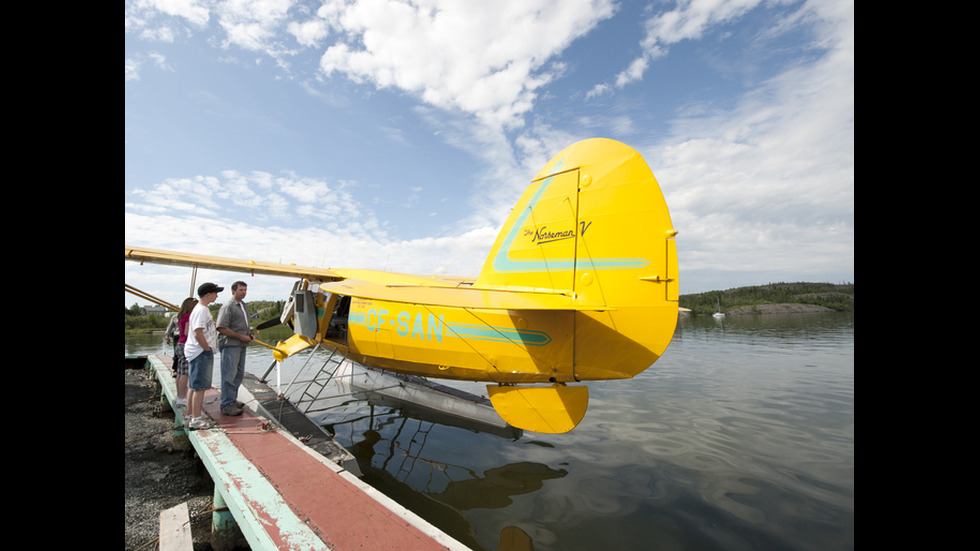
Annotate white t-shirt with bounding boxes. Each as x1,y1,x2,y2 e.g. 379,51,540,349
183,303,217,362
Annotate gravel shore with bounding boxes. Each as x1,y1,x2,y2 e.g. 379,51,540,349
124,364,223,550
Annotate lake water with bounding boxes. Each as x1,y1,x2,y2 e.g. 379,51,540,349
125,311,854,551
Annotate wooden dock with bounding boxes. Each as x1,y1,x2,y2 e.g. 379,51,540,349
142,354,469,550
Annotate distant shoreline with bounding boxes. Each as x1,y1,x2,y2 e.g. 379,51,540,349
725,303,835,315
679,282,853,316
679,303,838,316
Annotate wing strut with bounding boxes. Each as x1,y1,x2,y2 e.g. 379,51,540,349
124,284,180,312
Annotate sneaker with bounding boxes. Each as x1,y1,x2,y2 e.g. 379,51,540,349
221,404,243,416
175,398,187,408
187,417,214,430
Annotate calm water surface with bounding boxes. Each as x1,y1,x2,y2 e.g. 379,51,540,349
126,311,854,551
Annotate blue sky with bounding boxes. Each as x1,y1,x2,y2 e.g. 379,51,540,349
125,0,853,306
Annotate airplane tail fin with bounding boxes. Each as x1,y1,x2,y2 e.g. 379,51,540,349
477,139,679,431
475,137,678,310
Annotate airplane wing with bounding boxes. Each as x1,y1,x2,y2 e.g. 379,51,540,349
320,277,611,311
124,246,344,281
125,246,610,311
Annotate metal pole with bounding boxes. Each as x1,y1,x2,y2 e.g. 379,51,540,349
258,359,278,383
189,266,198,298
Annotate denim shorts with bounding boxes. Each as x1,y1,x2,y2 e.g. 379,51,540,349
188,350,214,391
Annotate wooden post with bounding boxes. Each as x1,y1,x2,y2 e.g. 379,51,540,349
211,487,244,551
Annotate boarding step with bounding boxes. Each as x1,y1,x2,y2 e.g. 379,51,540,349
158,501,193,551
293,348,348,411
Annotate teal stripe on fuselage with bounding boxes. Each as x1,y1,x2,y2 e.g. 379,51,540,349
446,323,552,346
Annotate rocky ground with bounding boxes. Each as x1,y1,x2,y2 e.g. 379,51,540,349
124,365,223,550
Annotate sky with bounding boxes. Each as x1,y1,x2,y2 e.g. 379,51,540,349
125,0,854,308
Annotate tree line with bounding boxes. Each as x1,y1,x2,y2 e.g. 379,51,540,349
678,282,854,316
124,300,286,332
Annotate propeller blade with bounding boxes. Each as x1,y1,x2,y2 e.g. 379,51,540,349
255,317,282,331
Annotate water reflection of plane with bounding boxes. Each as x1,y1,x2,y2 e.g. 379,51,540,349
434,461,568,510
346,425,560,551
321,363,559,551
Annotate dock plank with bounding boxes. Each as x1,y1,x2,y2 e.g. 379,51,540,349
159,502,193,551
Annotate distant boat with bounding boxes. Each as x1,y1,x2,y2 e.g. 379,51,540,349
713,298,726,318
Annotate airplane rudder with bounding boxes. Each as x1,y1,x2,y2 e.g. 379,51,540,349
573,140,676,307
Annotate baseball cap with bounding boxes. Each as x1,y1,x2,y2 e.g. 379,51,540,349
198,282,224,296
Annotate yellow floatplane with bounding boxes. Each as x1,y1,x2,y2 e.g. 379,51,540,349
125,138,679,433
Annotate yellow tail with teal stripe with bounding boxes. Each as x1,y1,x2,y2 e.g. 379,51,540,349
475,138,679,432
477,137,678,373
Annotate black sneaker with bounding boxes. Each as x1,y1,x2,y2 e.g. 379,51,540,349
221,405,243,416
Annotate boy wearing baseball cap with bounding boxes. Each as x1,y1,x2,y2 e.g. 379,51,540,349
184,282,223,430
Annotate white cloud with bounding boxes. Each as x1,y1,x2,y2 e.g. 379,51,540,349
314,0,616,130
215,0,294,51
125,58,141,82
597,0,769,91
126,0,617,130
140,25,177,42
126,0,212,29
614,56,650,88
124,51,174,81
644,0,764,46
127,169,384,236
287,18,330,47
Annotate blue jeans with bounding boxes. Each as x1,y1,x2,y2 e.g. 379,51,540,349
188,350,214,391
220,345,247,409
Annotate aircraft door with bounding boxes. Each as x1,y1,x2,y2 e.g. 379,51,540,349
292,287,319,339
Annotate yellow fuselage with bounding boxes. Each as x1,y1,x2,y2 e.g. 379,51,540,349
342,298,677,385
